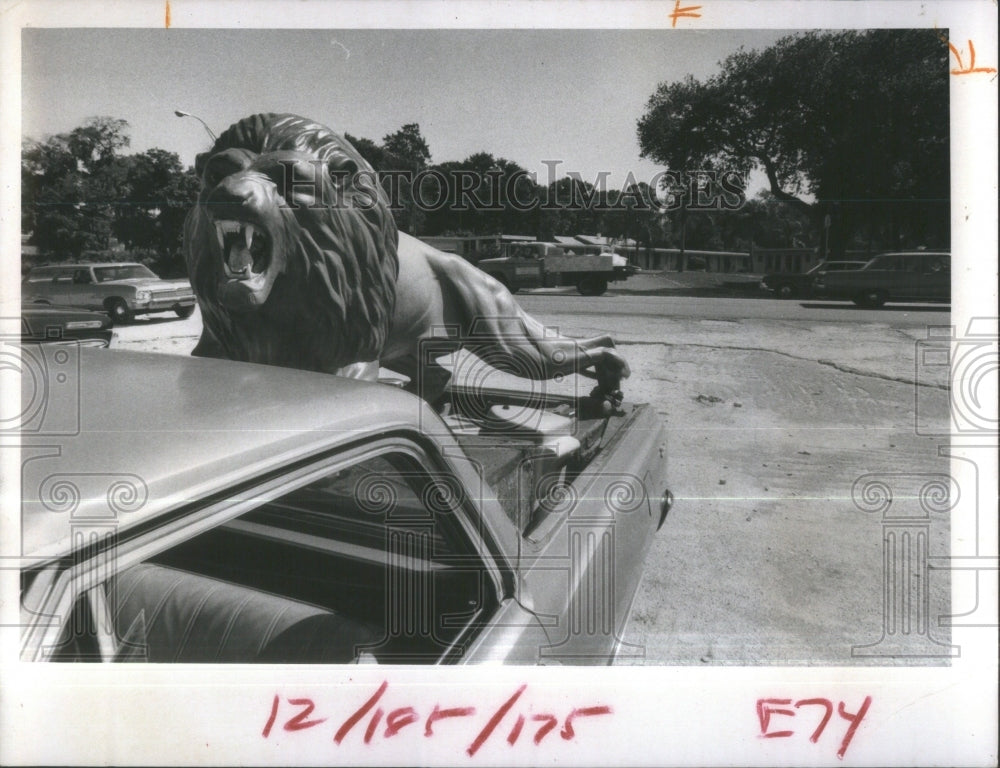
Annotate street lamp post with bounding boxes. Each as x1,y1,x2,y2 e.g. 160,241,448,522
174,110,217,143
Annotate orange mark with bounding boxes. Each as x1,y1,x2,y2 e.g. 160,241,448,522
940,33,996,76
165,0,171,28
669,0,702,28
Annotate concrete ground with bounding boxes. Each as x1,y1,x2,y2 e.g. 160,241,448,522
515,286,953,665
112,281,953,666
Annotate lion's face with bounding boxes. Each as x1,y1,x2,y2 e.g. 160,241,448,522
198,148,286,310
185,114,398,372
199,148,375,311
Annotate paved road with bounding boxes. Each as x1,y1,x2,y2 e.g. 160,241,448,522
511,291,952,391
517,289,950,326
508,292,953,665
116,292,953,665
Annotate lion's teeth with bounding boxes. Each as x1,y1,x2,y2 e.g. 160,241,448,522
215,223,225,250
244,224,254,249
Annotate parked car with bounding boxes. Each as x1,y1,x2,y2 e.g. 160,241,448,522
19,350,671,665
812,251,950,307
22,262,196,324
20,303,114,347
760,260,867,299
477,242,637,296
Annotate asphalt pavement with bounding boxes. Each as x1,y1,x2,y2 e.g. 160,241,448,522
115,286,953,666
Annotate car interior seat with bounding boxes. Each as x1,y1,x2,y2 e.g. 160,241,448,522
105,563,379,663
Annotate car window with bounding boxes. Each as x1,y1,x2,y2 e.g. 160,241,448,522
238,452,475,561
511,245,539,259
36,449,495,664
52,270,76,283
870,256,900,270
93,265,158,282
926,256,949,273
25,269,59,283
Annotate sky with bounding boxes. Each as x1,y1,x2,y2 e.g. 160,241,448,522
21,28,791,191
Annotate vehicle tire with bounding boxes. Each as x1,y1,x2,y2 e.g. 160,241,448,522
175,305,195,319
853,290,886,308
775,284,795,299
577,277,608,296
106,298,133,325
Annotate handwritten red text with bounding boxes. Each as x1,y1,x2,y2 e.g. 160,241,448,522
669,0,702,28
757,696,872,759
262,682,612,756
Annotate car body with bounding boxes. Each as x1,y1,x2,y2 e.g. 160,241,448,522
22,262,196,324
476,245,545,293
812,251,950,307
20,303,114,347
478,242,636,296
18,349,671,665
760,260,868,299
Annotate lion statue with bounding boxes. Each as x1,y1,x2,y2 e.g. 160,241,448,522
184,113,629,408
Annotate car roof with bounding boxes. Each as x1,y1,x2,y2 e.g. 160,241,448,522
19,349,436,559
871,251,950,257
29,262,146,271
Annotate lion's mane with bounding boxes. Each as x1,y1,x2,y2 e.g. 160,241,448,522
184,113,399,373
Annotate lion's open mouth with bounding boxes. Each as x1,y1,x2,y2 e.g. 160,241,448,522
214,220,271,280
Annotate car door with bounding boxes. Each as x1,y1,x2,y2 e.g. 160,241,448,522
917,254,950,301
507,244,544,289
861,254,900,297
22,268,59,302
41,267,79,305
21,436,546,664
895,254,929,298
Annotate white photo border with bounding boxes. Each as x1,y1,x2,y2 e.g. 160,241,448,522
1,2,996,765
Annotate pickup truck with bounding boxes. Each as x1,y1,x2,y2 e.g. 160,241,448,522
812,251,950,307
18,348,671,665
22,262,196,324
477,242,638,296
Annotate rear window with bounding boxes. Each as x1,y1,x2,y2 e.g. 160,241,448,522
25,268,64,283
826,262,863,271
869,255,902,270
925,255,949,272
94,265,158,281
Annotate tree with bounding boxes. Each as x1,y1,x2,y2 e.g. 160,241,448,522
22,117,131,258
637,30,950,256
114,148,199,275
345,124,433,235
343,133,385,170
381,123,431,169
22,117,199,269
66,117,131,172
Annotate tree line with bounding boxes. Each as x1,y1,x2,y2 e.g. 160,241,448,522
637,28,950,257
21,117,200,276
341,125,813,259
21,28,948,274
